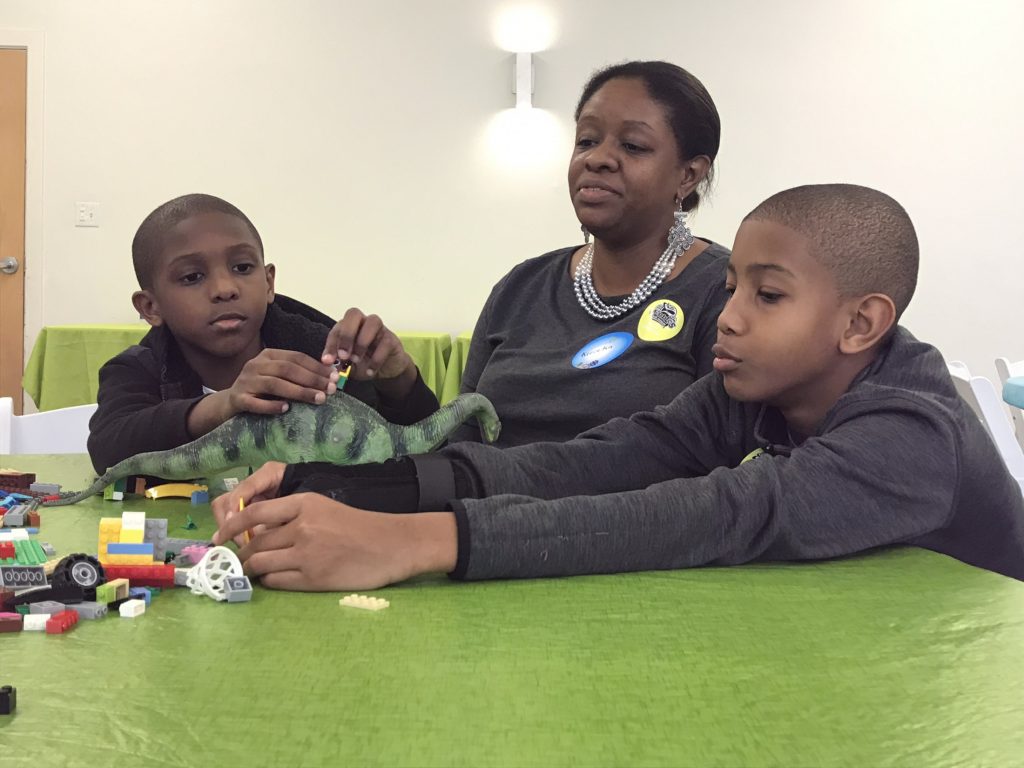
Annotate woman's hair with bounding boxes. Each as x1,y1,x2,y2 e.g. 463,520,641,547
574,61,720,212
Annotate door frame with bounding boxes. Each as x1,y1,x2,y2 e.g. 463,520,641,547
0,30,44,412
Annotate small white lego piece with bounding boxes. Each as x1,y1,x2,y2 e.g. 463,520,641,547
23,613,49,631
0,529,29,542
119,598,146,618
121,511,146,530
339,593,389,611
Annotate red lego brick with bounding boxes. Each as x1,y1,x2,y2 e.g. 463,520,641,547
0,613,22,633
0,589,14,610
0,471,35,489
101,564,177,588
0,542,14,560
45,609,79,634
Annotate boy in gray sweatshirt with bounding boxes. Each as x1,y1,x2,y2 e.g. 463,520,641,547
213,184,1024,590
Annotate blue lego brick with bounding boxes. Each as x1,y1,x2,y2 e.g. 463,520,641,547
190,490,210,505
106,543,155,556
129,587,152,606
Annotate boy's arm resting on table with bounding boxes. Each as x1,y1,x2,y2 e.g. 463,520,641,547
88,356,202,474
449,406,960,580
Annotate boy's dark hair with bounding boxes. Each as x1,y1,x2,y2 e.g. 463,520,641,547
574,60,720,212
132,194,264,288
745,184,919,319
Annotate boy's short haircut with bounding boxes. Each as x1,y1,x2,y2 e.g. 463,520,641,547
131,193,264,289
744,183,919,319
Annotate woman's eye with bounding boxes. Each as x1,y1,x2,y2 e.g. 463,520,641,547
576,137,597,148
724,284,736,296
623,142,648,153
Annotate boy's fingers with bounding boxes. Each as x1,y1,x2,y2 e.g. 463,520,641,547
236,394,291,415
326,308,367,362
352,314,383,360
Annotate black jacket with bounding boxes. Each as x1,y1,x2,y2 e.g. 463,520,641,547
87,294,439,473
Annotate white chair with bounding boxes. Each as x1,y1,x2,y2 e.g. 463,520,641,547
994,357,1024,452
947,362,1024,495
0,397,97,454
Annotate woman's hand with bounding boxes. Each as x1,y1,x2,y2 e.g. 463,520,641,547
212,492,458,591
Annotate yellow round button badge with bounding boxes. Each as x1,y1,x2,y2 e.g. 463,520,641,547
637,299,684,342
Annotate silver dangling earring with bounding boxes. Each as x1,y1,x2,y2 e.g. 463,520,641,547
667,198,694,251
581,224,591,244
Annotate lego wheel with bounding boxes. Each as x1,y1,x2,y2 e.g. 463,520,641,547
52,553,105,589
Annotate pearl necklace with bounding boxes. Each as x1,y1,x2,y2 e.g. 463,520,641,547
573,236,692,321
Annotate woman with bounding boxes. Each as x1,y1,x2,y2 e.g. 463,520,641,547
452,60,729,446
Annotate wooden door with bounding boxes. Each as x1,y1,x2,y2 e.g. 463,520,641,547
0,48,27,413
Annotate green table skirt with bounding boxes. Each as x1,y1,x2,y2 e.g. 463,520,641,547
22,325,454,410
3,455,1024,766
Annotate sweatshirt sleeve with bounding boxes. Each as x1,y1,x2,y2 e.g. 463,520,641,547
372,369,440,426
87,352,201,474
448,275,503,443
449,398,960,580
441,373,743,501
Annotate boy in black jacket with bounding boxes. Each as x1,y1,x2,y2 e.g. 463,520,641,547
88,194,438,473
213,184,1024,590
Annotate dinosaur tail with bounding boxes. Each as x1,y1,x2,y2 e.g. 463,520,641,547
43,417,256,506
392,393,501,456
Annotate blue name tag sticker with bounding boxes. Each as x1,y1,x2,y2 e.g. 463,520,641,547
571,332,634,370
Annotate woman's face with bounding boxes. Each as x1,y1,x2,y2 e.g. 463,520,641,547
568,77,688,246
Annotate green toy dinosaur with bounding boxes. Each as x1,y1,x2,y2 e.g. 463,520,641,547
45,392,500,506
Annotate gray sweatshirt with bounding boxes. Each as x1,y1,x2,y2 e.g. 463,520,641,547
439,327,1024,581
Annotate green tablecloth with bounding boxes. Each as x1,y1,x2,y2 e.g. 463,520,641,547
440,330,472,404
22,325,453,410
3,454,1024,766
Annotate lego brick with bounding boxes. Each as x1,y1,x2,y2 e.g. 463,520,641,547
119,599,146,618
0,541,13,560
128,587,151,606
224,576,253,603
26,511,40,528
0,565,46,589
0,470,35,487
174,568,190,586
30,600,66,614
107,543,154,556
181,544,210,565
45,610,79,634
107,554,156,566
0,588,13,610
121,511,146,530
102,564,177,588
133,477,147,496
118,528,144,544
70,601,107,620
2,511,24,527
40,542,56,557
143,518,168,561
95,583,116,604
339,594,390,611
29,481,59,494
165,537,212,556
23,613,49,630
107,578,130,601
0,685,16,715
0,612,23,632
5,583,84,608
190,490,210,505
0,530,30,542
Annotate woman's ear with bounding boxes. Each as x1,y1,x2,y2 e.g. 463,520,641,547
132,289,163,327
839,293,897,355
676,154,711,205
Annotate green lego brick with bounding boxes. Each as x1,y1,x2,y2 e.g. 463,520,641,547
30,540,47,563
95,583,116,604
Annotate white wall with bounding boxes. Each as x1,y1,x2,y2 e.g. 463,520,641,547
2,0,1022,379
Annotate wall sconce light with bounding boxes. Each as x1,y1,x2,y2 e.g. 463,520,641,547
513,52,534,109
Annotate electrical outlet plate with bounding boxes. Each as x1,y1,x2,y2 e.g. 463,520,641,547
75,201,100,228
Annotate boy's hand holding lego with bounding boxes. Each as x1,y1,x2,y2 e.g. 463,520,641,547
186,350,339,437
211,461,288,545
212,491,457,591
321,307,417,400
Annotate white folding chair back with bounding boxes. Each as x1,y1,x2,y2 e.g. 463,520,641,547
947,361,984,422
0,397,97,455
946,362,1024,495
994,357,1024,452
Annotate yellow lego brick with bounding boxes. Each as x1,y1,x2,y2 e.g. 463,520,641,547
119,529,144,543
